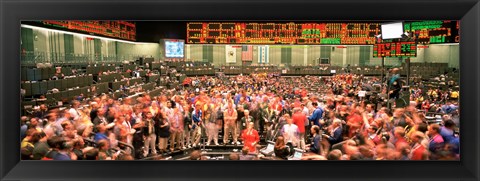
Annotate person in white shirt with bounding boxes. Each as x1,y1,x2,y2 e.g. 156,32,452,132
168,107,184,151
172,95,184,113
302,103,310,116
122,114,135,145
68,100,81,122
281,117,300,147
301,103,310,141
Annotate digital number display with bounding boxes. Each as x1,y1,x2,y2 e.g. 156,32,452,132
404,20,459,44
187,21,459,45
188,23,203,30
38,21,136,41
373,42,417,57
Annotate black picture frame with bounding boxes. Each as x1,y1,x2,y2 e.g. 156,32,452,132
1,0,479,180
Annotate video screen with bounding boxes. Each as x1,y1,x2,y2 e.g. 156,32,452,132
165,40,184,58
381,22,404,39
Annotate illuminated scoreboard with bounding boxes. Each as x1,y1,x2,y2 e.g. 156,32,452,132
38,21,136,41
187,21,459,45
187,22,381,45
404,20,459,44
373,42,417,57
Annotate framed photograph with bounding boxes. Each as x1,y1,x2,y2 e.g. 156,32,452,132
1,0,479,180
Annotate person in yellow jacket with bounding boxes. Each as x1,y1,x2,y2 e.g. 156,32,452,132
450,90,459,100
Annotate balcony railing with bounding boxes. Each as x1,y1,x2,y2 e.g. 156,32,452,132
20,51,153,65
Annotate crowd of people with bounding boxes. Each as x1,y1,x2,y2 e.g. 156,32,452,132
20,70,460,160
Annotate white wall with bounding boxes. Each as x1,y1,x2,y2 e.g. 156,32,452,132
32,28,48,53
22,26,160,62
330,47,344,66
212,45,226,66
185,44,459,68
307,46,320,65
186,44,203,62
346,46,360,66
409,46,425,63
424,44,459,68
291,46,304,65
268,46,281,66
73,34,84,55
116,42,161,60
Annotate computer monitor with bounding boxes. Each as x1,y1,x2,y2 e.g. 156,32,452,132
260,141,276,156
266,143,274,151
293,148,303,160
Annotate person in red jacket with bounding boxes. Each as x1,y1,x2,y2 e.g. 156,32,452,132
409,131,429,160
300,88,308,98
241,122,260,153
292,108,307,149
393,126,408,148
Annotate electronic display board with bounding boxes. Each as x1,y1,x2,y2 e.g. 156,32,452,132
403,20,459,44
373,42,417,57
187,21,459,45
35,21,136,41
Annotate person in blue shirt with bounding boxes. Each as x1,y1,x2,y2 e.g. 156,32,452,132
234,89,251,105
192,105,202,128
448,137,460,155
234,92,242,105
191,103,203,147
308,102,324,128
387,68,402,99
53,151,71,160
440,119,457,144
20,116,29,141
324,119,343,146
441,102,458,114
94,124,109,143
50,136,72,160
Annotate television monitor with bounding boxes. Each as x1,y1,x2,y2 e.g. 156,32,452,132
164,39,185,58
381,22,404,39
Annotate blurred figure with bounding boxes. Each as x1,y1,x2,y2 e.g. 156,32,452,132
169,107,184,151
191,103,203,147
307,125,322,155
274,136,290,160
205,105,219,146
427,124,445,160
241,122,260,153
281,117,300,147
409,131,429,160
223,103,238,145
156,112,170,153
143,112,157,157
